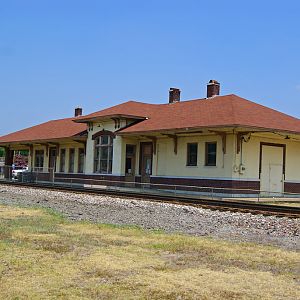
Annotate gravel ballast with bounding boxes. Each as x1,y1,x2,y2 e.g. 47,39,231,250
0,184,299,250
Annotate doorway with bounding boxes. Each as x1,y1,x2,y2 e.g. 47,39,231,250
260,144,285,195
125,144,136,186
139,142,153,185
49,147,57,181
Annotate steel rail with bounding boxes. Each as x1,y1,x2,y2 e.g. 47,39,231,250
1,181,299,218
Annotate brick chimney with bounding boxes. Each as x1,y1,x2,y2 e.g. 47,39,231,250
74,107,83,117
169,88,181,103
207,80,220,98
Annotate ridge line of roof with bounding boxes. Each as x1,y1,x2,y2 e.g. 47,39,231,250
74,95,235,120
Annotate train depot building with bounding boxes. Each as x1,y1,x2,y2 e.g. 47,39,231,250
1,80,300,196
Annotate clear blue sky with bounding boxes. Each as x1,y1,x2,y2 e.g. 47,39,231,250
1,0,300,135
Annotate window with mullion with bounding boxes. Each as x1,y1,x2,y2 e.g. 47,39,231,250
60,149,66,172
94,135,113,174
69,148,75,173
205,142,217,166
78,148,85,173
34,150,44,170
187,143,198,166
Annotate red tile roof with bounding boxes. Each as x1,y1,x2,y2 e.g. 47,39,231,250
76,94,300,134
0,118,87,144
1,94,299,145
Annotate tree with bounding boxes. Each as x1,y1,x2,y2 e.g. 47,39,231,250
0,147,4,158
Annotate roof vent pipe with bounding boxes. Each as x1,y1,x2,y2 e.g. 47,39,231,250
207,80,220,98
169,88,181,103
75,107,83,117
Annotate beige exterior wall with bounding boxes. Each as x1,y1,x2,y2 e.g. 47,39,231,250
153,134,235,179
84,120,300,186
6,127,300,187
285,140,300,182
139,133,300,185
233,134,300,183
85,120,127,175
85,122,238,179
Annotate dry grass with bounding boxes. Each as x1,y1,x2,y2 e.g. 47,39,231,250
0,204,299,300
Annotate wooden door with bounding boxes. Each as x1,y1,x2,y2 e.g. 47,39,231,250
140,142,153,184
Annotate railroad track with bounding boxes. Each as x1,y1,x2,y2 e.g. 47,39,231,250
1,181,300,218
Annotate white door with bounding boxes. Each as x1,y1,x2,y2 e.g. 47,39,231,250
261,146,284,195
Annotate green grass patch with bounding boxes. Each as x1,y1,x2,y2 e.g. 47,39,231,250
0,204,299,299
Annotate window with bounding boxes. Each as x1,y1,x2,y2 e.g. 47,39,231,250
94,135,113,173
60,149,66,172
69,148,75,173
187,143,198,166
78,148,85,173
205,142,217,166
34,150,44,170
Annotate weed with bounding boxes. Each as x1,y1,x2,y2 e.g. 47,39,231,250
0,204,299,299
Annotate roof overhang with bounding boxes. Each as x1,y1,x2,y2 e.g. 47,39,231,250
117,124,300,137
0,135,87,148
0,129,88,147
74,114,147,123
